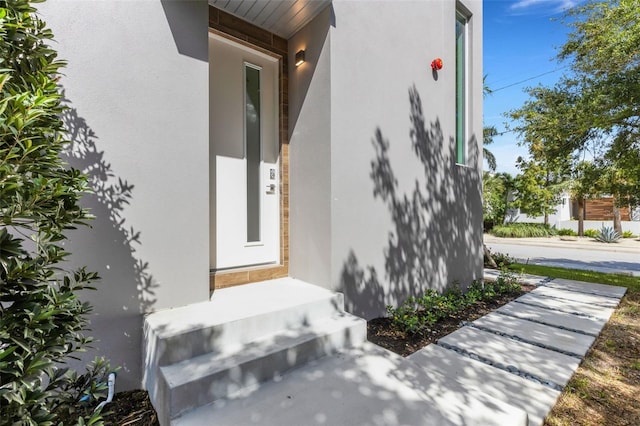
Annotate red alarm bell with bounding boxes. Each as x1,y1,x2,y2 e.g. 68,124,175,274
431,58,443,71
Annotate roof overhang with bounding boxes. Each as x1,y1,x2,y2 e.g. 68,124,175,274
209,0,331,39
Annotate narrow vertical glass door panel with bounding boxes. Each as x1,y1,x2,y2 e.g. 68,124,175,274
245,64,261,242
455,12,467,165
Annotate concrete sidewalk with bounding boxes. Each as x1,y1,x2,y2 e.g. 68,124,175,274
484,233,640,254
174,274,626,426
484,234,640,276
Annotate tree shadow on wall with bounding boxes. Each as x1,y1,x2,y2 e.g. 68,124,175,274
59,97,159,388
341,85,482,320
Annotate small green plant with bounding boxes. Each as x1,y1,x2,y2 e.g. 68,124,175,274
387,298,428,334
595,226,621,243
388,271,521,334
491,223,558,238
569,376,591,399
52,358,116,423
584,229,599,238
621,230,636,238
492,250,515,267
558,228,578,236
492,269,520,293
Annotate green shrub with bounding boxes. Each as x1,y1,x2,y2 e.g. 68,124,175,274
492,269,521,293
492,250,515,267
491,223,558,238
387,271,521,334
558,228,578,236
584,229,599,238
484,247,515,268
595,226,621,243
622,231,636,238
0,1,108,424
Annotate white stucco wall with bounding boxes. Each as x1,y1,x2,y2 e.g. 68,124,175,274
40,0,210,390
289,7,333,287
290,0,484,319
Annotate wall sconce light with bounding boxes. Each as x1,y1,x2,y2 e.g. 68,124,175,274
295,49,305,67
431,58,443,71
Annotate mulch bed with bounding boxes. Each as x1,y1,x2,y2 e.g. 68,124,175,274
100,281,534,425
100,390,159,426
367,284,535,356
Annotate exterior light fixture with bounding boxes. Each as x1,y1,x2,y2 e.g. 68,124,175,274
295,49,305,67
431,58,443,71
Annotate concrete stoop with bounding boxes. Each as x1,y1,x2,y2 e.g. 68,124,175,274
143,278,367,425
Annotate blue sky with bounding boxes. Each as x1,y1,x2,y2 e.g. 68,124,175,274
483,0,579,175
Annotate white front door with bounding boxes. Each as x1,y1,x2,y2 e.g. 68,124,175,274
209,33,280,270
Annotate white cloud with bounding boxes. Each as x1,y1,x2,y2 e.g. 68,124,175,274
509,0,578,15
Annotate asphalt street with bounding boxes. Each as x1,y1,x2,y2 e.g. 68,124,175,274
485,239,640,277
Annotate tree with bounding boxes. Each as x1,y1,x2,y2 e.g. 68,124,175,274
482,172,514,230
0,1,107,423
483,75,498,171
509,86,574,225
558,0,640,222
512,159,563,225
568,161,601,236
507,1,639,233
483,126,498,172
560,0,640,135
598,134,640,233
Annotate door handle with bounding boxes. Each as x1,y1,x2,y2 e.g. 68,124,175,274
266,184,276,194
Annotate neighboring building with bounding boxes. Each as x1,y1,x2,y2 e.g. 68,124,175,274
508,191,640,233
572,197,631,221
40,0,483,420
505,191,572,226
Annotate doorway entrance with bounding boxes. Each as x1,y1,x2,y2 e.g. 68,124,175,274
209,33,280,271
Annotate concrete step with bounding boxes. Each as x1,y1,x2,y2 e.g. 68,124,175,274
144,278,345,367
173,343,529,426
143,278,367,425
160,313,367,419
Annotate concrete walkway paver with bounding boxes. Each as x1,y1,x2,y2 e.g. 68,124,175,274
471,312,596,357
173,273,626,426
497,302,605,336
531,285,620,308
516,292,615,320
545,278,628,298
438,325,581,388
408,345,560,426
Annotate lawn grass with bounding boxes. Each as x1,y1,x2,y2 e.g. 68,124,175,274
507,263,640,425
509,263,640,291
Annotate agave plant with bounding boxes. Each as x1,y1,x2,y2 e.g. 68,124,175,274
595,226,621,243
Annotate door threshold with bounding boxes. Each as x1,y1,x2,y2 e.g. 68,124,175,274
210,263,288,291
211,262,276,273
